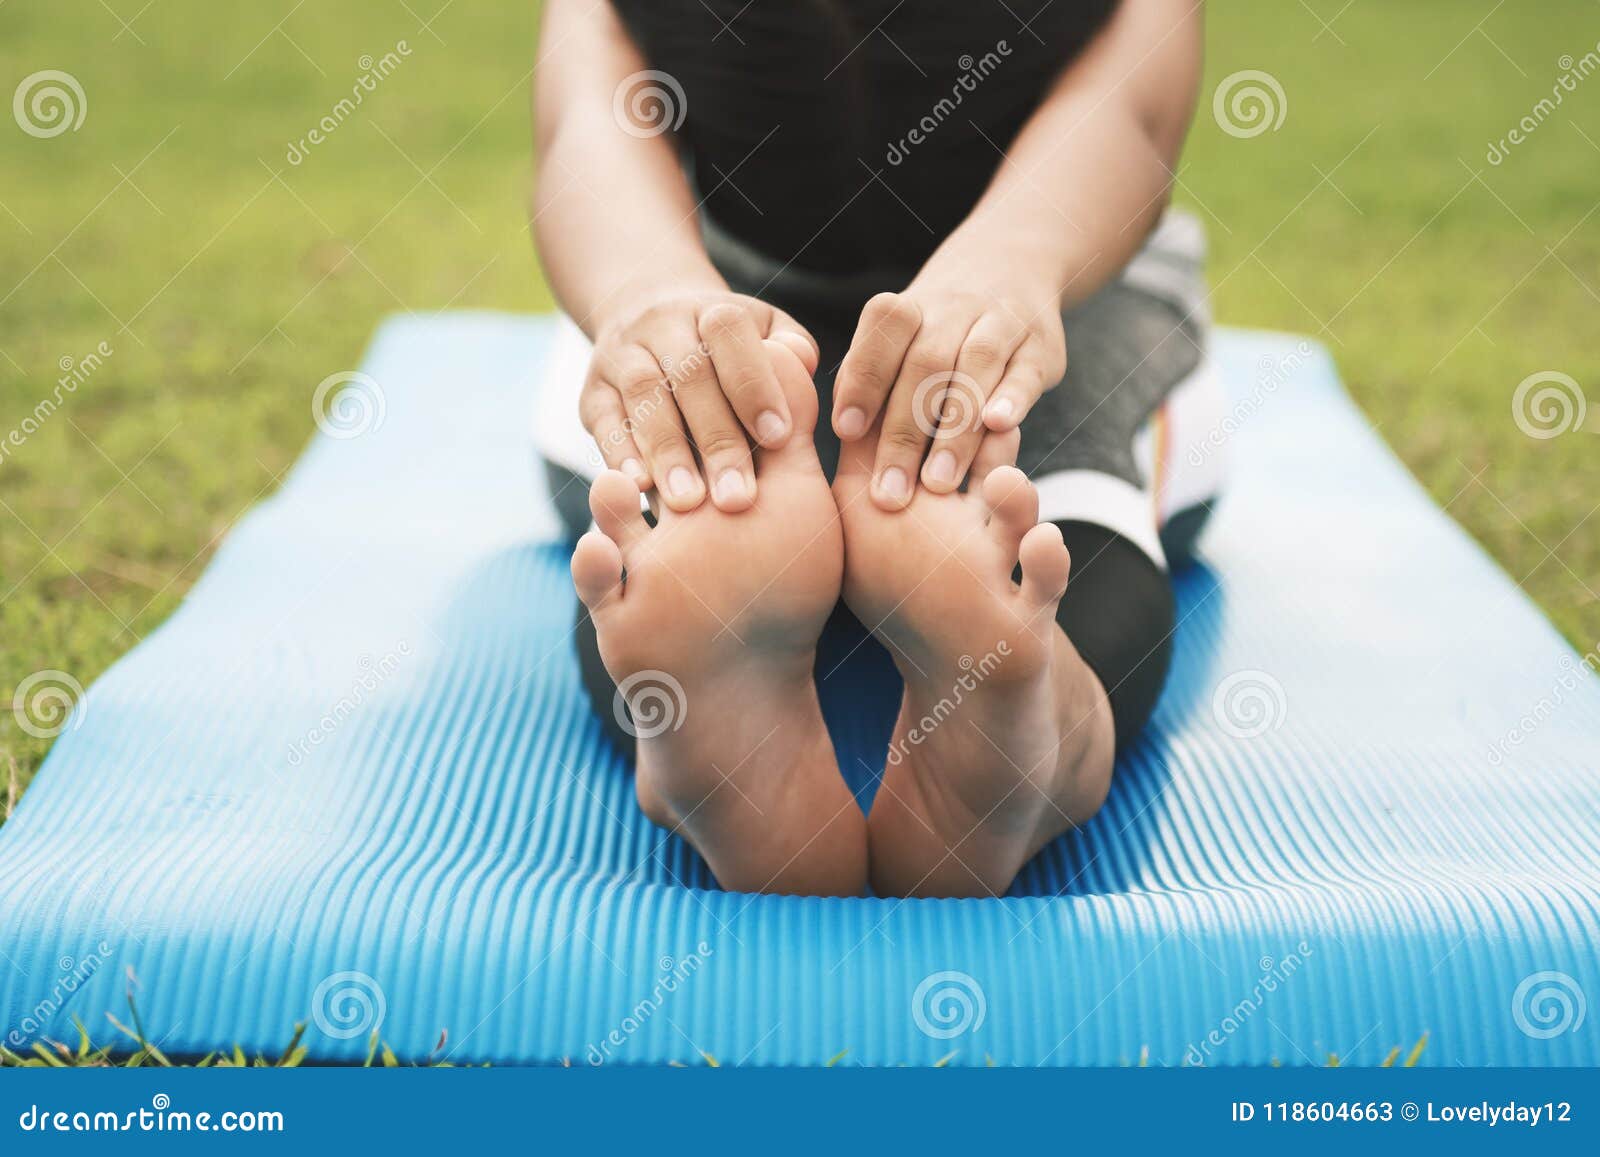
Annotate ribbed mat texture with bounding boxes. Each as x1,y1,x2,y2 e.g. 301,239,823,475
2,314,1597,1066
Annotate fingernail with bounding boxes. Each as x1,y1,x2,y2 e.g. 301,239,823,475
837,406,867,438
621,457,646,483
926,450,957,485
755,410,788,444
713,469,747,505
667,466,699,500
877,466,909,503
986,397,1015,425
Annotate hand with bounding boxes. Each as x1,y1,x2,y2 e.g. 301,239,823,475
831,261,1066,510
582,285,820,512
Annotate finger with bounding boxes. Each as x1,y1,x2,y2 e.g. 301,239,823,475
967,426,1021,491
589,468,650,551
762,306,820,377
572,529,625,614
984,356,1056,433
653,334,757,513
921,318,1020,494
697,303,791,448
833,292,922,440
871,335,962,510
612,348,706,511
832,405,879,498
578,377,651,489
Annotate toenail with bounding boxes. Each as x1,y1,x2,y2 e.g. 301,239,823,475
926,450,957,486
837,407,867,438
713,469,747,505
667,466,698,500
986,397,1015,425
878,466,910,503
621,458,646,483
755,410,788,444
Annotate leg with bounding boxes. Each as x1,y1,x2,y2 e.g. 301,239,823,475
1053,520,1175,750
836,221,1216,896
570,339,866,896
835,427,1117,898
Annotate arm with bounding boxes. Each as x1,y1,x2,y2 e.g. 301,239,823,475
532,0,818,512
532,0,718,331
832,0,1204,509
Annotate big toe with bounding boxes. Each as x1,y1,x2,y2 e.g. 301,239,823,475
762,338,820,438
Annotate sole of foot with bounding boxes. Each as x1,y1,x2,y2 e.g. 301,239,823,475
834,424,1116,897
571,338,866,896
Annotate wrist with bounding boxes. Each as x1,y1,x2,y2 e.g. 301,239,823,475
919,223,1071,308
590,256,728,339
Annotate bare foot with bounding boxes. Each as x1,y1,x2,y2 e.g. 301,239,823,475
571,339,865,896
834,426,1116,897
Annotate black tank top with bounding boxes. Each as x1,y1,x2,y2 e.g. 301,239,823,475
609,0,1117,274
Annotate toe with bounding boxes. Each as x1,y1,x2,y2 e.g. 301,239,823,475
968,427,1021,491
571,529,625,613
832,410,881,512
981,466,1039,555
756,338,829,490
761,338,820,440
1018,522,1071,609
589,469,649,549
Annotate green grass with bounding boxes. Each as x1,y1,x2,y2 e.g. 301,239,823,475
1,984,453,1067
2,0,1598,804
0,981,1428,1067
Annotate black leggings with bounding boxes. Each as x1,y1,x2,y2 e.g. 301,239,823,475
573,513,1174,758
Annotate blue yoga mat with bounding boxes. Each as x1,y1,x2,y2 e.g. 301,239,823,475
3,314,1597,1066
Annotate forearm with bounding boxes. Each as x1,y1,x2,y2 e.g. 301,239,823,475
928,0,1203,307
531,0,724,337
